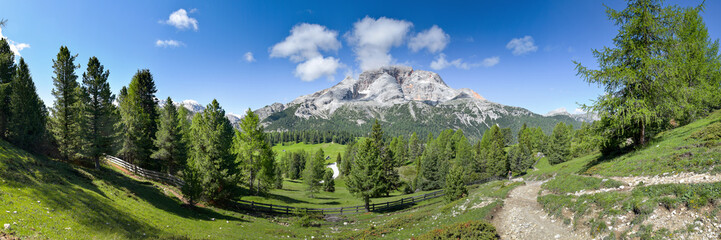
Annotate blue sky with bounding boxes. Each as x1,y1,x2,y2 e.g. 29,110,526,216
1,0,719,116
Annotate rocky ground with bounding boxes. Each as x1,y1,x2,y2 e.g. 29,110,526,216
493,181,589,240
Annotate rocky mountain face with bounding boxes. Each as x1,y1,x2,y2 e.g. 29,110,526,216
158,99,243,125
544,109,599,123
255,66,585,140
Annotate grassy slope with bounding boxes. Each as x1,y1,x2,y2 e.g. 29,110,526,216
528,110,721,179
0,139,516,239
584,110,721,177
241,178,436,209
0,140,323,239
530,110,721,238
272,142,346,164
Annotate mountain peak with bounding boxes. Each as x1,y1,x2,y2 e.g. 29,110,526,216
266,67,486,120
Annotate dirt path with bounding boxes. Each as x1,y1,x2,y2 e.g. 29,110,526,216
493,181,588,240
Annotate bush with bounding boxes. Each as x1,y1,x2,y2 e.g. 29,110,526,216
294,213,322,228
417,220,499,240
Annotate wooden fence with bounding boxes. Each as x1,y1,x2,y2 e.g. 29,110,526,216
105,155,185,187
229,189,447,215
106,155,504,216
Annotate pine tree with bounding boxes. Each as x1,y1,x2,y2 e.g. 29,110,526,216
408,132,420,163
335,153,343,176
81,56,116,169
118,69,158,169
234,109,276,195
323,169,335,192
0,38,15,139
574,0,721,150
549,122,572,165
152,97,185,174
186,100,237,203
486,125,509,177
50,46,84,162
444,164,467,202
303,149,326,197
347,138,383,211
341,141,356,176
8,58,46,151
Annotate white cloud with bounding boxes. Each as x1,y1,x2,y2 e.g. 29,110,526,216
244,52,255,62
155,39,184,48
270,23,341,62
0,27,30,57
481,56,500,67
573,108,585,114
270,23,342,81
408,25,449,53
294,56,342,81
506,35,538,55
163,9,198,31
346,16,413,71
431,54,497,70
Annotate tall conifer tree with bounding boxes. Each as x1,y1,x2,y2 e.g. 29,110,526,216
8,58,46,151
50,46,83,162
0,38,15,139
81,56,116,169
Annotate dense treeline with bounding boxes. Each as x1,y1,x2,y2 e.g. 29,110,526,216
576,0,721,153
334,120,599,206
266,130,357,146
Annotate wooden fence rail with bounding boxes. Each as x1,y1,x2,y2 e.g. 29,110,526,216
104,155,185,187
106,155,504,216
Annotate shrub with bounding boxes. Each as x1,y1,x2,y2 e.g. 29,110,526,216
417,220,499,240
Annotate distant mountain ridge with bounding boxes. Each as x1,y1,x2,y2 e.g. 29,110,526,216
253,66,588,140
158,99,243,125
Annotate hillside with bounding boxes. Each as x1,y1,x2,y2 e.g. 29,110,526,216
255,66,585,140
0,140,324,239
0,139,525,239
518,110,721,239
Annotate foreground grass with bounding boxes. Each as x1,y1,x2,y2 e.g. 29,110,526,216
525,155,598,180
541,174,623,194
332,181,523,239
272,142,346,164
0,140,325,239
584,110,721,177
527,110,721,179
538,182,721,238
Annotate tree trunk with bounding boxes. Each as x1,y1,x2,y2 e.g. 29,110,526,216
95,157,100,170
364,197,370,212
639,121,646,146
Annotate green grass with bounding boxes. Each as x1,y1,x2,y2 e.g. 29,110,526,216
541,174,623,194
0,140,329,239
583,110,721,177
1,139,520,239
528,110,721,179
525,154,598,180
272,142,347,164
538,182,721,237
333,181,523,239
240,177,437,209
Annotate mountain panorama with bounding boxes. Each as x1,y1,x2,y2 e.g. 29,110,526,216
251,66,592,139
169,66,591,139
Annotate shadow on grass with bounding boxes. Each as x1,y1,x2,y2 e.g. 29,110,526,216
98,166,245,222
580,147,633,173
